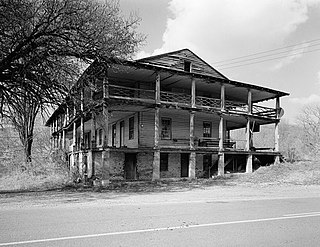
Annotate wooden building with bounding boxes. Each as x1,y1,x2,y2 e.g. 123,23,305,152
46,49,289,182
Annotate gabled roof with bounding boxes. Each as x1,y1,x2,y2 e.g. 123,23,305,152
137,48,228,80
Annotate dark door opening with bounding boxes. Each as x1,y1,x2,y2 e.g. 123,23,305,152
120,121,124,147
124,153,137,180
181,153,189,177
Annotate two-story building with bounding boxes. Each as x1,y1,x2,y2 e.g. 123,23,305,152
46,49,289,183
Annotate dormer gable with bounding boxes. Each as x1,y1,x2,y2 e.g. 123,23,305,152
136,49,228,79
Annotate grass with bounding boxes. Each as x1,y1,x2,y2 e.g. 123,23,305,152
0,160,71,192
238,161,320,185
1,161,320,192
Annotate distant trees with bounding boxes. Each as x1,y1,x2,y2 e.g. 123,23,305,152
297,104,320,159
0,0,144,162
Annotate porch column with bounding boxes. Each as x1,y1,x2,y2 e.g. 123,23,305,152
189,110,196,179
102,76,110,185
221,83,225,111
218,116,225,176
274,97,280,164
153,107,160,180
79,85,85,176
153,73,161,180
71,105,77,171
88,112,96,179
62,114,66,150
246,89,253,173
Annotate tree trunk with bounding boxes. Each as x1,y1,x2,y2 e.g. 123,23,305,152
23,135,33,163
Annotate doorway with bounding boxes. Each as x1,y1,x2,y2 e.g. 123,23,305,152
120,121,124,147
124,153,137,180
181,153,189,177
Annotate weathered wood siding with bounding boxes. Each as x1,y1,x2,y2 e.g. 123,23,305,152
139,109,224,148
139,49,226,79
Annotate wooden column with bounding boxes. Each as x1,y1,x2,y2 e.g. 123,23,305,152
275,97,280,164
191,78,196,108
155,73,160,104
246,89,253,173
221,83,225,111
153,107,160,180
189,110,196,179
246,154,253,173
80,87,84,150
153,73,161,180
218,116,225,176
102,76,110,185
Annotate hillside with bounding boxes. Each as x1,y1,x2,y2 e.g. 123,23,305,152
237,161,320,185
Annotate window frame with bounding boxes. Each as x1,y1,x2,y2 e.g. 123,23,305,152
161,117,172,140
129,116,134,140
203,121,212,138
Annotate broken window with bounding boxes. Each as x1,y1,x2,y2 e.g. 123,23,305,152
203,122,212,138
184,61,191,72
161,118,172,140
129,116,134,140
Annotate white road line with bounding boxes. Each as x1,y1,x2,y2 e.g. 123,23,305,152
283,211,320,217
1,213,320,246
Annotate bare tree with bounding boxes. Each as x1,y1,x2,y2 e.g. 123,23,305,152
0,0,145,162
297,104,320,159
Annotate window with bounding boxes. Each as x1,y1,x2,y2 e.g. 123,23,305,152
203,122,212,138
184,61,191,72
112,124,117,147
129,116,134,140
98,129,103,146
160,153,168,171
84,131,91,149
161,118,172,140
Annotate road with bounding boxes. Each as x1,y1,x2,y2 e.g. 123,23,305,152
1,190,320,247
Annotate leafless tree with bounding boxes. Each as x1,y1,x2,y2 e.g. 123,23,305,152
0,0,145,162
297,104,320,159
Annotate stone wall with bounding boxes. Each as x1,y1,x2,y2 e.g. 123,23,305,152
136,152,153,180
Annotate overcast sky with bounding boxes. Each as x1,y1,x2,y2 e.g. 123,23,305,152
120,0,320,123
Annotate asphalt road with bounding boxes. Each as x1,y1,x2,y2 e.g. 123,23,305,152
1,194,320,247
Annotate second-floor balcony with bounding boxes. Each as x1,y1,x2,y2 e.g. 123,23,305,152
93,84,277,119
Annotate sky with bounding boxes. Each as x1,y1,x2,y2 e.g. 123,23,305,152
120,0,320,123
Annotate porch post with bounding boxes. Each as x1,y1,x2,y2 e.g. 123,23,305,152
189,111,196,179
102,76,110,185
71,105,77,172
246,89,253,173
275,97,280,164
221,83,225,111
218,116,225,176
79,85,85,176
153,73,161,180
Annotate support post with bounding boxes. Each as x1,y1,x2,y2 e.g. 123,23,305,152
189,110,196,179
219,116,224,151
191,78,196,108
246,118,252,151
246,89,253,151
218,116,225,176
246,154,253,173
102,76,110,185
218,153,225,176
152,107,160,180
221,83,225,111
275,97,280,164
247,89,252,114
155,73,160,104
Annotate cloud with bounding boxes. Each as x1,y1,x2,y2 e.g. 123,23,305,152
289,94,320,105
150,0,319,69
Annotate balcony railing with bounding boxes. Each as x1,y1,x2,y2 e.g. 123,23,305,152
161,91,191,105
100,85,278,119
